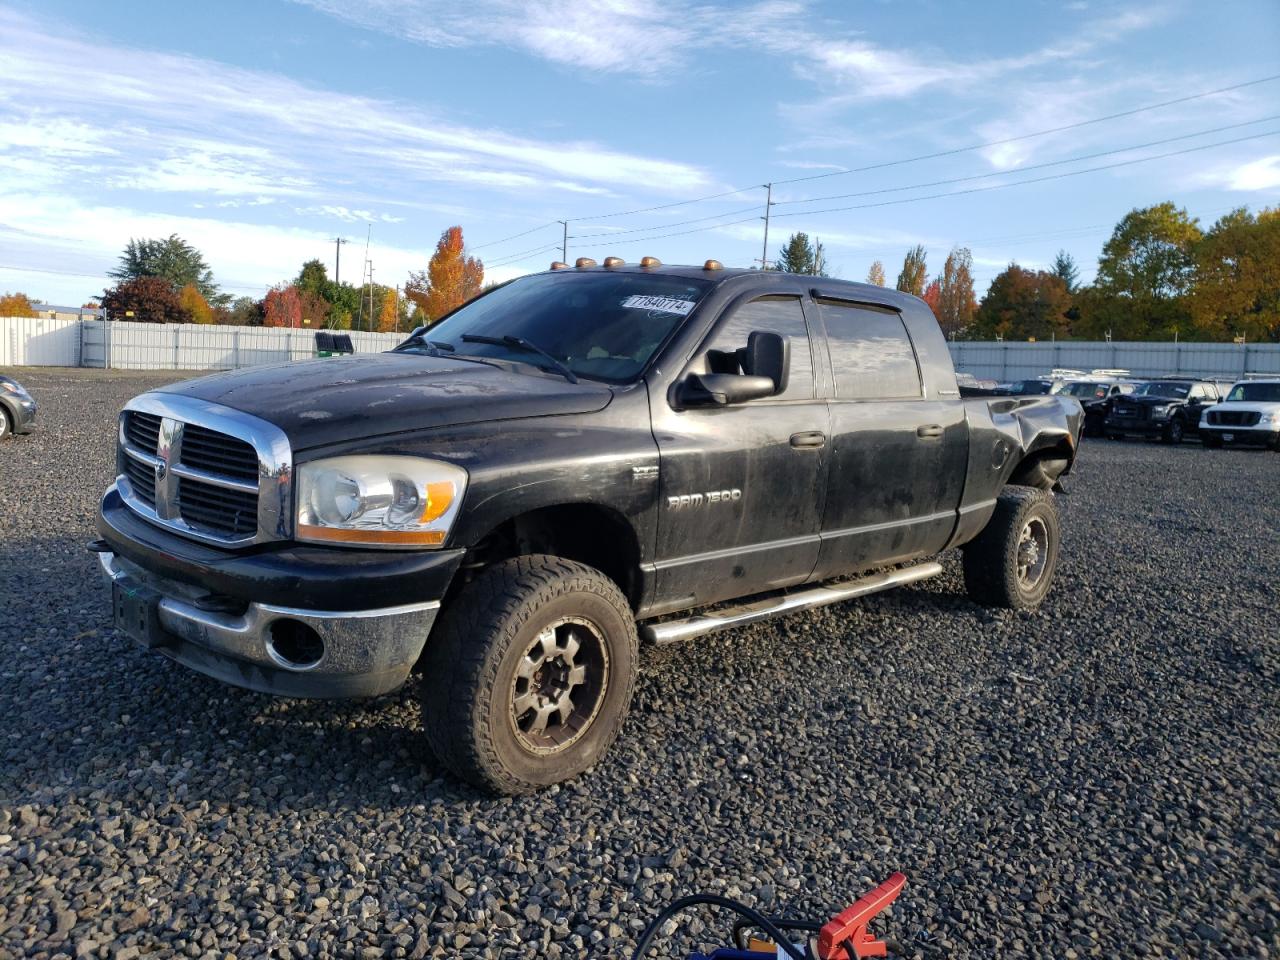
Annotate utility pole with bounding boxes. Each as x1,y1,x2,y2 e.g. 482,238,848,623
367,263,375,332
759,183,773,270
331,237,348,285
559,220,569,262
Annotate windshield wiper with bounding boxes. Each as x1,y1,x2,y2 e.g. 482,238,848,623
461,334,578,384
396,331,456,357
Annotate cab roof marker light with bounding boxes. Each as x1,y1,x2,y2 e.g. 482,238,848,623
640,256,661,269
603,256,625,268
575,257,597,269
549,261,570,270
703,259,724,271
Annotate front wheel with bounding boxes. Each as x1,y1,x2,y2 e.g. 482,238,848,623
0,407,10,441
420,555,637,794
962,487,1062,611
1162,418,1185,444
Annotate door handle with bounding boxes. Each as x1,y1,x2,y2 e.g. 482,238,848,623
916,424,944,439
790,431,826,448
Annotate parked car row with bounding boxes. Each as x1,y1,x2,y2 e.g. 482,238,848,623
960,368,1280,450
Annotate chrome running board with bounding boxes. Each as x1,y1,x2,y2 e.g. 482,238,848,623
639,561,944,646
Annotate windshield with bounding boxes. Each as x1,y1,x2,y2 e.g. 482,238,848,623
1133,381,1191,399
1058,381,1108,399
1227,382,1280,402
395,272,711,383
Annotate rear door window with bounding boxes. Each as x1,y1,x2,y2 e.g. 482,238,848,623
817,302,922,400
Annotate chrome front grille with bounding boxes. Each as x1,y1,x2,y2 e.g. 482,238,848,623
116,395,292,548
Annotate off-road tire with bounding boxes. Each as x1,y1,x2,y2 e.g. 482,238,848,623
962,486,1061,611
1201,433,1223,449
1162,417,1185,444
420,554,637,794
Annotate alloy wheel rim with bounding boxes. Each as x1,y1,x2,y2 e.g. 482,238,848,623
509,616,609,755
1016,517,1050,589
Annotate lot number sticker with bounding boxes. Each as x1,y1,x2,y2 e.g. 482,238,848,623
621,295,695,315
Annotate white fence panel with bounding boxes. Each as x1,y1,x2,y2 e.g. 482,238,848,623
0,316,82,366
66,322,403,371
949,341,1280,382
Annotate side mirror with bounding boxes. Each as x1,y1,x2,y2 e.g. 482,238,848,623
682,373,778,406
742,331,789,394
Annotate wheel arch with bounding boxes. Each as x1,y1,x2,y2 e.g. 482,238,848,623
454,502,644,611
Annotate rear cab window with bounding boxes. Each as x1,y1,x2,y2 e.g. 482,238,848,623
815,300,922,400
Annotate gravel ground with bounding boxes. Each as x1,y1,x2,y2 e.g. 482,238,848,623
1,366,1277,960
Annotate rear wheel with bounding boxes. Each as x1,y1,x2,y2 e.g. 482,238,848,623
420,554,637,794
962,487,1061,611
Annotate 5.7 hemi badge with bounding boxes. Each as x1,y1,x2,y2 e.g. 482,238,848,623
667,489,742,509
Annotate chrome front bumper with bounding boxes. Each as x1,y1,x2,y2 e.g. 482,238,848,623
99,551,440,698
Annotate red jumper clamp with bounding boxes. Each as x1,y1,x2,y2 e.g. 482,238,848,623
816,872,907,959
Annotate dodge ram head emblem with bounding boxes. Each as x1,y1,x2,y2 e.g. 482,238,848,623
667,489,742,509
154,458,168,481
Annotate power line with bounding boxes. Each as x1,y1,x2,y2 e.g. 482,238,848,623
570,202,765,240
773,115,1280,207
772,73,1280,186
769,130,1280,221
568,185,762,224
469,220,561,250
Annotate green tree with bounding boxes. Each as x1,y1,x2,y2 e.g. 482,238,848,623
1080,202,1202,339
1051,250,1079,293
296,259,331,300
101,276,192,323
973,264,1072,341
775,232,825,275
866,261,886,287
1191,207,1280,342
224,296,262,326
936,247,977,339
896,245,927,297
109,234,226,306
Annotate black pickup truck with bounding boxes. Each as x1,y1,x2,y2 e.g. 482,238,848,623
95,260,1082,793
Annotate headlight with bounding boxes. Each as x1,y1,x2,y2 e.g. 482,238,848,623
296,456,466,548
1267,410,1280,424
1,380,29,399
1149,405,1170,418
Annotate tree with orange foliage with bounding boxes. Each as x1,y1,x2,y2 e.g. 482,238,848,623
0,292,38,317
922,279,941,315
376,288,400,333
263,284,302,328
178,283,214,324
405,226,484,324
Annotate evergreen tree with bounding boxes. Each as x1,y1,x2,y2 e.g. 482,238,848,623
1050,250,1079,293
776,232,816,275
109,234,226,306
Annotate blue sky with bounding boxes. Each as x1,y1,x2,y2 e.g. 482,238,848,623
1,0,1278,307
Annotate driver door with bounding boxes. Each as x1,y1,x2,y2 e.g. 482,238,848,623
646,295,830,613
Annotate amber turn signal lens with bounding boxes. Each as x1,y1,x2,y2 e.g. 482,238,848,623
575,257,597,268
296,524,447,546
550,261,569,270
639,256,661,269
603,256,625,268
420,481,455,523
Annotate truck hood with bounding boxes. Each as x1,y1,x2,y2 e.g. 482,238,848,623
158,353,614,450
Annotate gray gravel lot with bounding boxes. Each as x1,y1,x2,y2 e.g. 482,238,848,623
1,366,1278,959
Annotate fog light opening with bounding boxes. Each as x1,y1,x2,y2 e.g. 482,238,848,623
266,619,325,671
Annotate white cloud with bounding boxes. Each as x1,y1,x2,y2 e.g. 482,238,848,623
0,7,713,200
1209,154,1280,191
